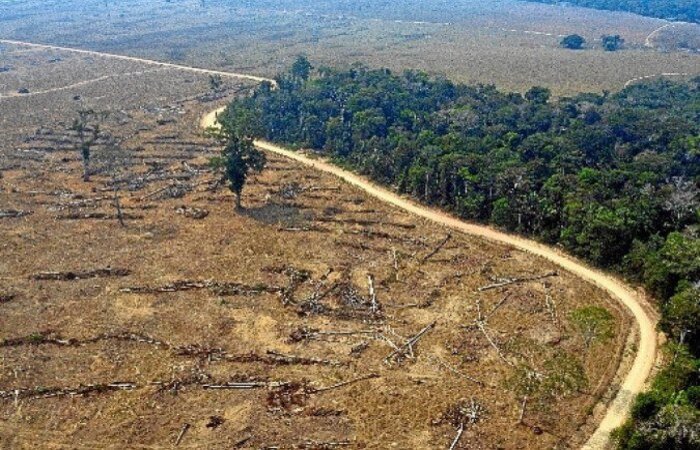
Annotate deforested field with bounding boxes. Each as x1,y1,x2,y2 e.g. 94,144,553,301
0,46,637,449
2,0,691,448
0,0,698,96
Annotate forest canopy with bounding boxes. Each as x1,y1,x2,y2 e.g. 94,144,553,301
226,61,700,448
525,0,700,24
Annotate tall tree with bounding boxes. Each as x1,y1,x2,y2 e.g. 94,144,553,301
209,106,266,210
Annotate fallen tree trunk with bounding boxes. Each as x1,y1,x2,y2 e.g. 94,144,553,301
32,267,131,281
0,209,32,218
477,271,558,292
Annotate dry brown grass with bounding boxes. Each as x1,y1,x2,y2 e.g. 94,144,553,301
1,0,698,96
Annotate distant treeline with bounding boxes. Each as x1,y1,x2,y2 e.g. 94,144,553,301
525,0,699,23
222,61,700,448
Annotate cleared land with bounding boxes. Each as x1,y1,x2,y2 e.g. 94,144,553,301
1,48,635,448
1,0,699,95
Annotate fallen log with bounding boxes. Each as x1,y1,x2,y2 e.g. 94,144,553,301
316,217,416,229
385,321,437,363
175,205,209,220
449,423,464,450
202,381,288,390
119,279,280,296
312,373,380,393
421,233,451,264
32,267,131,281
175,423,190,447
477,271,558,292
0,382,136,400
0,209,32,218
55,212,143,221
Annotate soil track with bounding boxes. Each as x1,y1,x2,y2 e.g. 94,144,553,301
0,38,659,449
0,39,271,84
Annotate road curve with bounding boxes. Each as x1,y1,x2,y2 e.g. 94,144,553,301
0,37,657,448
202,107,658,449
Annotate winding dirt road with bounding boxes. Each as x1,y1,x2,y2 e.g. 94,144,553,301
1,38,659,449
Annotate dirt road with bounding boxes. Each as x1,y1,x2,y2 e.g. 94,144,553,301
203,108,658,449
0,37,658,448
0,39,272,84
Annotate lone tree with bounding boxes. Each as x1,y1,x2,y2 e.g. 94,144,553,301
209,104,266,210
561,34,586,50
209,74,223,93
71,109,106,182
601,34,624,51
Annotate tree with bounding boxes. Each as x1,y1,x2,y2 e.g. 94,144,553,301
209,74,223,93
661,287,700,352
561,34,586,50
71,109,105,182
570,306,615,348
209,106,266,210
291,55,313,82
524,86,551,104
602,34,625,51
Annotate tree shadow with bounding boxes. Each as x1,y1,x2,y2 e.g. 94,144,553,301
240,202,313,228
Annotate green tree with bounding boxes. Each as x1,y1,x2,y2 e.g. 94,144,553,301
210,106,266,210
291,55,313,81
602,34,625,51
561,34,586,50
661,287,700,352
209,74,223,93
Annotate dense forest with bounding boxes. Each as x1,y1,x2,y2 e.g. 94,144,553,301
525,0,699,23
221,61,700,448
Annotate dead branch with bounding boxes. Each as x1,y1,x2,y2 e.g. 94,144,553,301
119,279,280,296
449,423,464,450
484,292,513,321
385,321,437,363
475,321,513,366
429,355,484,387
55,212,143,221
202,381,288,390
279,225,331,233
543,284,558,326
0,209,32,218
421,233,451,264
0,382,136,400
367,274,380,315
316,217,416,229
32,267,130,281
294,441,352,449
175,423,190,446
477,271,557,292
289,327,378,343
391,247,400,281
518,396,528,424
312,373,380,393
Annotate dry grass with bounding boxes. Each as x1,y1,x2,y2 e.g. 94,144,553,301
1,0,698,96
